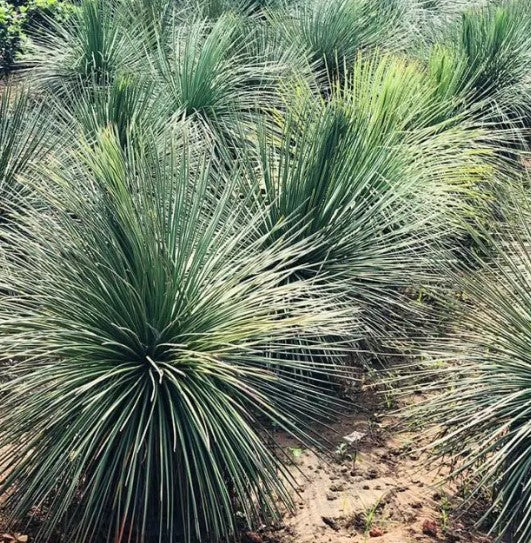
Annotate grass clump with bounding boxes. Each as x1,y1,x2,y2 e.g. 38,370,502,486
402,185,531,543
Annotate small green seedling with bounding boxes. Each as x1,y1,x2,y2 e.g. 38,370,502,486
289,447,303,460
440,495,452,533
335,442,352,462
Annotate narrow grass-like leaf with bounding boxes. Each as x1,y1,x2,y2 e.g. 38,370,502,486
0,129,354,543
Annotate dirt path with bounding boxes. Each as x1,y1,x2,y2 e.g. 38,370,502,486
261,394,492,543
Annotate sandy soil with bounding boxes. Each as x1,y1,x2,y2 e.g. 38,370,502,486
255,393,493,543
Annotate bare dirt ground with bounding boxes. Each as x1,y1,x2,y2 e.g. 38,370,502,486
256,391,493,543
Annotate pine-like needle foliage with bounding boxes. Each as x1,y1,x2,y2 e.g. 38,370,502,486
0,131,353,543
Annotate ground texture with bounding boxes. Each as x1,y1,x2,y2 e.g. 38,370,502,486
256,390,493,543
0,392,494,543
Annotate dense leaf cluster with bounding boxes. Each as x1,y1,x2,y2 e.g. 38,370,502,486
0,0,73,72
0,1,529,542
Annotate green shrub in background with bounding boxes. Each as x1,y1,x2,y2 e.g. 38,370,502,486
0,1,23,71
0,0,73,73
23,0,74,30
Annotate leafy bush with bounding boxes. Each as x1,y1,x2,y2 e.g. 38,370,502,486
22,0,75,30
0,0,73,72
0,1,23,71
0,129,353,543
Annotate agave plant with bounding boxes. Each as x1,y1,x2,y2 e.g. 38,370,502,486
402,183,531,543
270,0,407,80
25,0,135,94
0,128,354,543
427,0,531,125
151,12,287,149
245,54,496,346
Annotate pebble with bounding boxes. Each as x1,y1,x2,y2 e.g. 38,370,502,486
369,527,384,538
422,519,438,537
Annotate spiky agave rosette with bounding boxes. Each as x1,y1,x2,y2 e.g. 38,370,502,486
150,12,289,150
400,183,531,543
268,0,407,81
245,53,502,353
0,130,355,543
426,0,531,126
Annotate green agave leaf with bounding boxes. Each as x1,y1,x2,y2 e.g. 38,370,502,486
0,128,354,543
